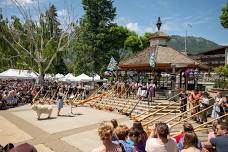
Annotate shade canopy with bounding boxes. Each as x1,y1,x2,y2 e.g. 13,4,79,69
59,73,77,82
75,73,92,82
54,73,64,79
0,69,38,80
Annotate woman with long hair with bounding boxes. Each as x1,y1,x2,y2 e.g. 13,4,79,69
181,132,200,152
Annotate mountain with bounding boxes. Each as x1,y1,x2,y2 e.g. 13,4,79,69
167,35,220,54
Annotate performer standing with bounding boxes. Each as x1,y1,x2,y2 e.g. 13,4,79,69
188,88,202,122
147,80,156,104
57,88,65,116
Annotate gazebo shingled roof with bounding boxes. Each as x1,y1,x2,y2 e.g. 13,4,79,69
119,45,207,71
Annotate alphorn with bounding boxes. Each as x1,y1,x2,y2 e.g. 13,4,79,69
166,97,215,124
131,92,183,120
170,104,214,128
137,102,177,122
112,86,132,111
90,84,114,108
143,103,188,127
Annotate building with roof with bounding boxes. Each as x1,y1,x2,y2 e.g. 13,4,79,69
189,45,228,70
119,17,207,90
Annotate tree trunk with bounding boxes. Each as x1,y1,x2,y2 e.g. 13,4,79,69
38,63,45,85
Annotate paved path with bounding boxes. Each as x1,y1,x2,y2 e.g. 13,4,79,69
0,105,132,152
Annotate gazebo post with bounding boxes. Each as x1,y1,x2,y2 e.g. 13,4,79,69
171,64,176,91
137,71,140,82
185,72,188,91
179,71,182,88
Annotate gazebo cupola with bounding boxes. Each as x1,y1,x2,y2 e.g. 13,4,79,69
149,17,170,47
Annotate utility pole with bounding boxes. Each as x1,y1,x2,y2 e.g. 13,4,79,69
184,24,192,54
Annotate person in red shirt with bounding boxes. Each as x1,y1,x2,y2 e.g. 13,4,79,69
175,122,194,144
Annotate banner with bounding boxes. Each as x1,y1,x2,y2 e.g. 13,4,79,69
149,52,156,68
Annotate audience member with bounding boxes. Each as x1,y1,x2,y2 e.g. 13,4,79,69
175,122,194,144
181,132,200,152
113,125,134,152
92,121,122,152
204,122,228,152
177,123,202,151
3,143,14,152
9,143,37,152
208,121,218,141
145,122,177,152
129,128,146,152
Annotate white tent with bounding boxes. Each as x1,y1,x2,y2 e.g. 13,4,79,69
75,73,92,82
0,69,38,80
54,73,64,79
59,73,78,82
94,74,100,81
44,74,53,80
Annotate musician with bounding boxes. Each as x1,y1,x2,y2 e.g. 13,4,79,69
179,89,187,114
188,88,202,122
56,88,65,116
199,92,209,124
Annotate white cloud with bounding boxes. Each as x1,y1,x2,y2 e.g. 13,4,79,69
126,22,140,33
57,9,68,17
125,22,155,35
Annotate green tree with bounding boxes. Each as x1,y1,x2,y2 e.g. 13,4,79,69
124,34,143,53
220,3,228,28
0,4,74,83
73,0,116,75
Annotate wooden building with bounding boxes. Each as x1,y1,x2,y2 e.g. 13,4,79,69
189,46,228,70
119,17,207,90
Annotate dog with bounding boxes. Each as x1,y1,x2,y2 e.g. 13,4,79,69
31,104,53,120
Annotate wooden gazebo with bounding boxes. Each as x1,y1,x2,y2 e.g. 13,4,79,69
119,17,207,90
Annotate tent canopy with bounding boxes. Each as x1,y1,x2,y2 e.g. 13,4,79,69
75,73,92,82
0,69,38,80
54,73,64,79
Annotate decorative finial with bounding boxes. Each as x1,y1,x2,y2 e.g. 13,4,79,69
156,17,162,31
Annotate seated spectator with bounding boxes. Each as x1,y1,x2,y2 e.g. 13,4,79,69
111,119,119,141
175,122,194,144
3,143,14,152
0,144,3,152
177,123,202,151
129,128,146,152
145,122,177,152
204,122,228,152
208,121,218,141
132,121,148,140
181,132,200,152
92,121,122,152
113,125,134,152
9,143,37,152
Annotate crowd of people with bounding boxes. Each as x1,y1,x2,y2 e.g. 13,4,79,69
0,80,92,110
183,89,228,124
92,119,228,152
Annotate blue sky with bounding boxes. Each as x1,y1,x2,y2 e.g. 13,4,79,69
1,0,228,45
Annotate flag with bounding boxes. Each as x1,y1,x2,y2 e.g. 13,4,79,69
107,57,117,71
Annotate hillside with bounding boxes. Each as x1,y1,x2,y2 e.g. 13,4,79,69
167,35,220,54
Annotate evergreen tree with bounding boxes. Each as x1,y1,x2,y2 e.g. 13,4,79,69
73,0,116,75
220,3,228,28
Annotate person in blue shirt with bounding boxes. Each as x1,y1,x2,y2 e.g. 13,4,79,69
113,125,134,152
